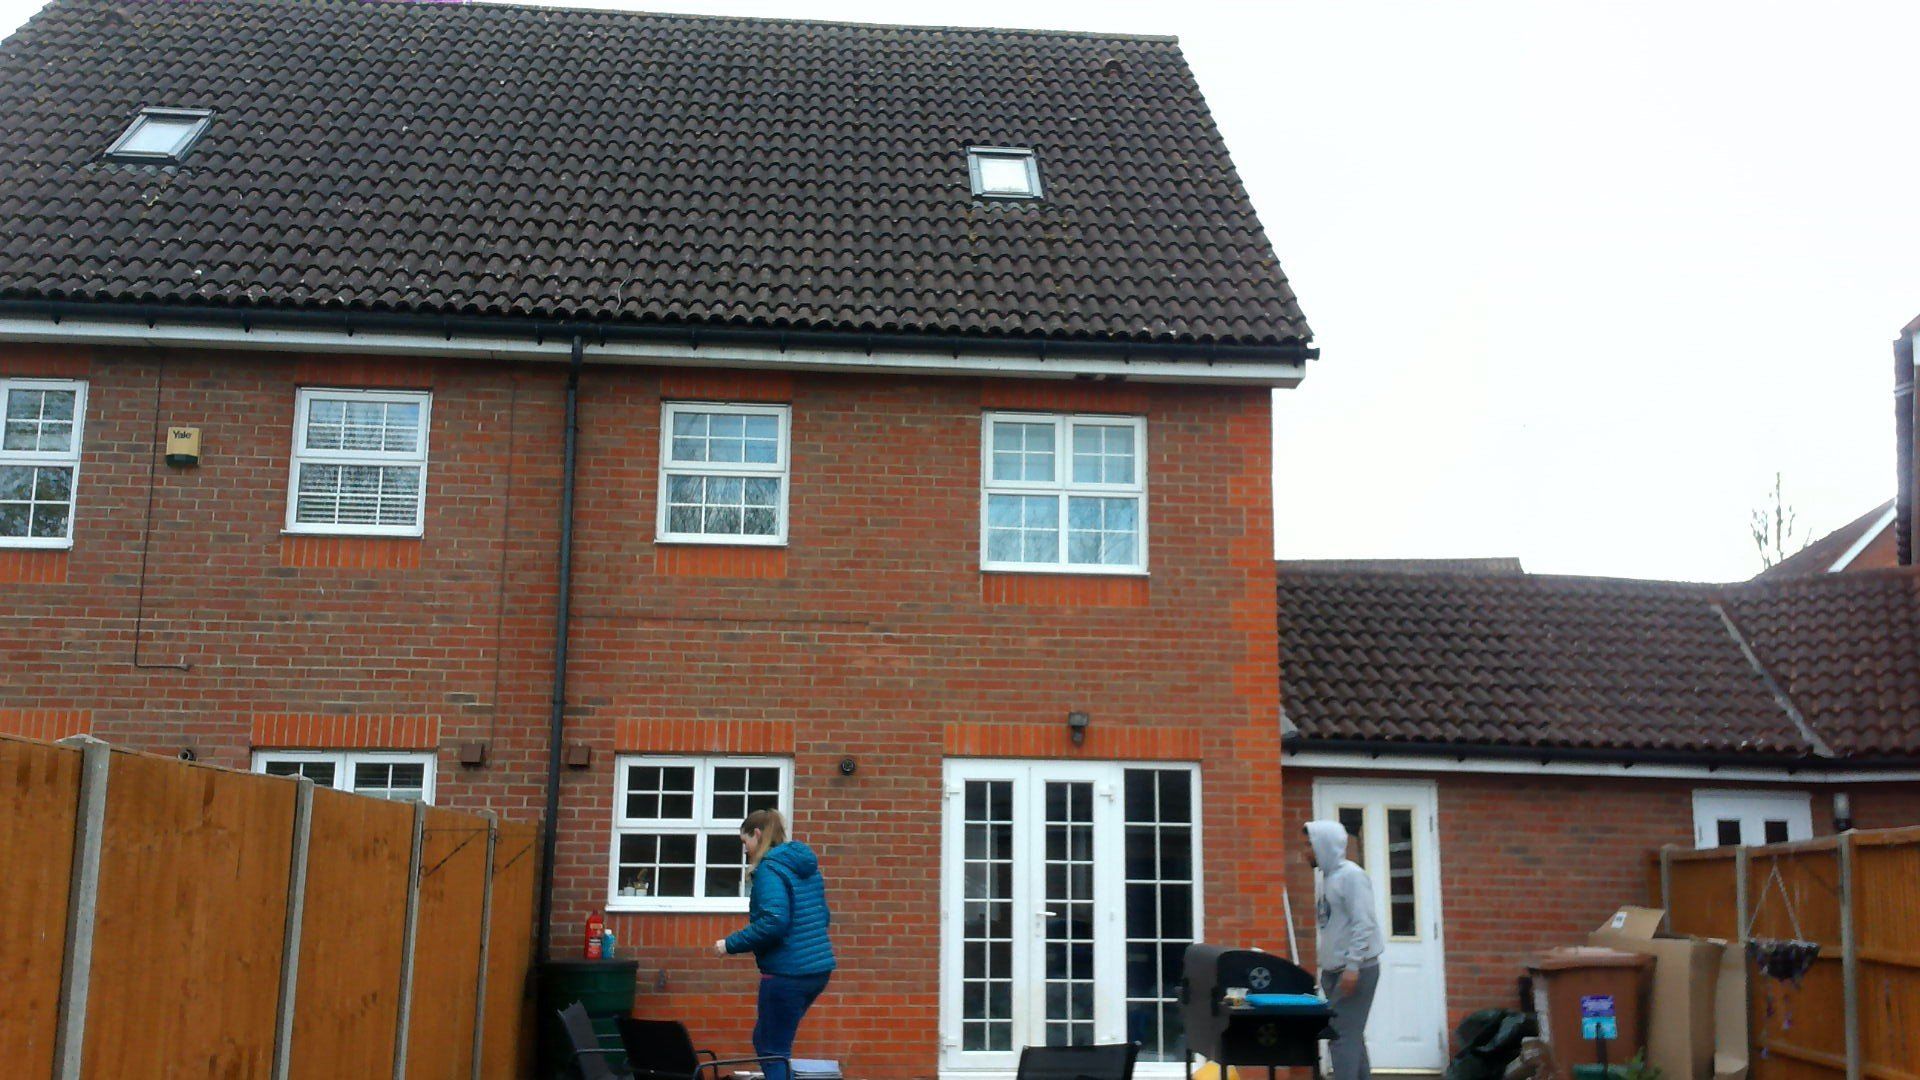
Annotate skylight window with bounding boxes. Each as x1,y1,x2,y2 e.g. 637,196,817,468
104,107,213,163
968,146,1043,200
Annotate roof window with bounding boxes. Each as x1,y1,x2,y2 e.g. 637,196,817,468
104,107,213,163
968,146,1043,200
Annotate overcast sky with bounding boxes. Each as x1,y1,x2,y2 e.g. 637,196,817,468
3,0,1915,581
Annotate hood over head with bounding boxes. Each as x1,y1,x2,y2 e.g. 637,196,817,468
764,840,820,879
1305,820,1352,870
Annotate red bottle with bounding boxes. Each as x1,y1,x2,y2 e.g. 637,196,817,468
585,911,605,960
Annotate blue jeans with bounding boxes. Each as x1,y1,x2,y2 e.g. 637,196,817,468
753,971,831,1080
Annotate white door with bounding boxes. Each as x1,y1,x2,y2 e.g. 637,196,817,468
1312,779,1448,1073
941,760,1202,1077
1691,789,1813,848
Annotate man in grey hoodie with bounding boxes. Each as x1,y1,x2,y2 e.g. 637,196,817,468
1305,820,1385,1080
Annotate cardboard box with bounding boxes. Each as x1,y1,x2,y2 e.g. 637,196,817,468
1588,906,1747,1080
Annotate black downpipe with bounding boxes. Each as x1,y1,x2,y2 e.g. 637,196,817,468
536,335,584,963
1896,331,1913,566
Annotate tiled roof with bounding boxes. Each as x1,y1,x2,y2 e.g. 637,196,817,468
1754,500,1892,580
0,0,1310,350
1277,567,1920,759
1275,557,1526,576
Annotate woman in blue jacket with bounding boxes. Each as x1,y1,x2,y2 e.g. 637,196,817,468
714,809,835,1080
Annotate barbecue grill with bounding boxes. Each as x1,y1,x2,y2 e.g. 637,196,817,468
1179,945,1335,1074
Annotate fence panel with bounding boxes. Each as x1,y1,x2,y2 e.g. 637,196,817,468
288,784,417,1080
1664,848,1739,939
481,821,541,1079
1852,828,1920,1080
83,749,298,1078
404,806,492,1080
0,735,81,1076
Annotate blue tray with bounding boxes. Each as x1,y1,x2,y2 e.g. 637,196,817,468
1240,993,1330,1012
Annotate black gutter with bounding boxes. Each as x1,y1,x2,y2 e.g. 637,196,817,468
534,334,584,964
0,297,1318,367
1281,734,1920,772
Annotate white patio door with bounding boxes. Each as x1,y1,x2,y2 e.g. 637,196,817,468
941,760,1201,1077
1312,779,1448,1072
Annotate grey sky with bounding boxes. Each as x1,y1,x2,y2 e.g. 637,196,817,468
3,0,1913,581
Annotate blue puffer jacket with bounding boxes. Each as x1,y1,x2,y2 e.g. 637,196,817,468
724,841,836,976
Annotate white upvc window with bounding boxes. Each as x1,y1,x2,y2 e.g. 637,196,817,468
609,755,792,913
656,402,790,545
286,388,431,536
981,412,1147,573
0,378,87,549
252,750,436,804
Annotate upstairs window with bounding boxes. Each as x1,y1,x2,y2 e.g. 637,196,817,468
657,402,790,545
0,378,86,548
982,412,1146,573
968,146,1043,199
286,388,431,537
104,107,213,163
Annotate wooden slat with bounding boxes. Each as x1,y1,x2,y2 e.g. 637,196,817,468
404,807,491,1080
1667,852,1739,939
480,822,541,1079
287,785,417,1080
82,751,297,1077
0,736,81,1077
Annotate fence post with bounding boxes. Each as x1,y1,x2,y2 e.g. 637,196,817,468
1839,833,1860,1080
393,800,428,1080
271,777,315,1080
51,737,110,1080
471,811,498,1080
1658,845,1674,932
1733,845,1749,946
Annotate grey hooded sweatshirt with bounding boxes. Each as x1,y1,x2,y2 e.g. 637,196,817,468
1308,820,1385,973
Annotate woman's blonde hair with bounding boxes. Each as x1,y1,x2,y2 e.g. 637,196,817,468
741,808,788,866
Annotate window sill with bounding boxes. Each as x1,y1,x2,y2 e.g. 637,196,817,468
281,529,424,540
654,536,788,548
980,565,1148,578
0,538,74,551
607,898,750,915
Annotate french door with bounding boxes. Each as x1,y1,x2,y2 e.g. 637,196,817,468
940,760,1200,1076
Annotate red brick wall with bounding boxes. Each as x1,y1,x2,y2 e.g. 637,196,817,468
1284,767,1920,1037
0,342,1284,1079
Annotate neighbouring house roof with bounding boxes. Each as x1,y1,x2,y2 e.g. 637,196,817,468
0,0,1310,351
1275,557,1526,576
1277,565,1920,761
1754,500,1894,579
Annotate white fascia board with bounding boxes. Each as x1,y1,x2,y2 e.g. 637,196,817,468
0,315,1306,388
1828,504,1896,572
1285,748,1920,784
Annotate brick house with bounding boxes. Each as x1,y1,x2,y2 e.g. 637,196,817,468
0,2,1313,1077
1276,563,1920,1070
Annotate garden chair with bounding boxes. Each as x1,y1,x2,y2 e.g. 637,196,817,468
616,1017,790,1080
1013,1043,1141,1080
558,1001,633,1079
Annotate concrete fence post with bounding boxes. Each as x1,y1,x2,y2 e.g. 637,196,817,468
1658,844,1674,933
393,800,428,1080
1733,845,1750,945
1839,833,1860,1080
471,811,499,1080
272,777,316,1080
51,737,110,1080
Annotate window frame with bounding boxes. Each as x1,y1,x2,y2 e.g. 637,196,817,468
0,377,88,550
968,146,1044,200
979,411,1149,575
250,749,437,804
284,387,432,538
655,401,792,547
607,754,794,913
104,107,214,164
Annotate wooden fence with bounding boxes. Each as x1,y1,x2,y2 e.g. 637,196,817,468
0,733,540,1079
1653,826,1920,1080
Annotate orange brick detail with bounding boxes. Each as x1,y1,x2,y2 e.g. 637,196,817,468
980,378,1152,414
654,545,788,579
943,722,1203,760
0,709,91,741
0,549,69,584
614,719,798,755
280,535,423,569
249,714,441,750
659,369,793,402
981,573,1148,607
0,345,92,378
292,355,436,389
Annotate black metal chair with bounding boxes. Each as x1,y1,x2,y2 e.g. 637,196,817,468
558,1001,634,1079
1014,1043,1141,1080
616,1016,789,1080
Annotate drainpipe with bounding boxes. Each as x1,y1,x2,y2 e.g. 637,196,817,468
535,334,584,963
1896,329,1914,566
